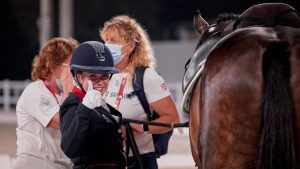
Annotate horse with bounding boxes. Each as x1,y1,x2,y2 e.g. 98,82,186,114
182,3,300,169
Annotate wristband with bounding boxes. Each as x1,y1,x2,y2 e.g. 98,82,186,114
143,124,149,134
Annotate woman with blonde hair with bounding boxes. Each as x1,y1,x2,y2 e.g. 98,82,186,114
15,37,78,169
100,15,179,169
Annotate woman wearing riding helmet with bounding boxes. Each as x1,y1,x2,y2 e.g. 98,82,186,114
59,41,126,169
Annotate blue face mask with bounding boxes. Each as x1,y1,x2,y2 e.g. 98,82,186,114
105,43,123,65
55,79,64,94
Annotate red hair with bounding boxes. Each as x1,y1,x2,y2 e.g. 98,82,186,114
31,38,78,81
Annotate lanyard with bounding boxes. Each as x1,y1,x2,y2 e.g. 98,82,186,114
113,76,127,109
43,80,61,105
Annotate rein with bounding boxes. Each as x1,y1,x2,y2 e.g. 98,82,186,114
122,119,189,168
93,107,189,168
122,118,189,128
123,122,145,169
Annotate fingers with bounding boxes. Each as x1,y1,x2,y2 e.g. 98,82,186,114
130,124,144,134
82,80,103,109
87,80,93,91
61,71,73,86
121,126,127,139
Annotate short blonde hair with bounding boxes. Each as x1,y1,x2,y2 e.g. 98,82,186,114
31,37,78,81
100,15,156,81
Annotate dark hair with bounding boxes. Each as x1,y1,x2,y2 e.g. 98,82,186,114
216,13,239,24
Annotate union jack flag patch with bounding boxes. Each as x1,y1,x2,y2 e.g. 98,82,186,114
161,83,167,90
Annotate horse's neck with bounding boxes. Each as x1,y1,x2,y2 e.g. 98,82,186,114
234,3,300,29
200,20,234,44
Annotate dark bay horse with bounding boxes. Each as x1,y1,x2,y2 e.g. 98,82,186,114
182,3,300,169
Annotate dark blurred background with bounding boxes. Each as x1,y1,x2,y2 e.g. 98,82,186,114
0,0,298,80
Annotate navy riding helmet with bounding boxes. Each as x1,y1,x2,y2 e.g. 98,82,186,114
70,41,118,75
70,41,118,92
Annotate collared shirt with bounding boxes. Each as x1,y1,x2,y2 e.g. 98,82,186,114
15,80,72,169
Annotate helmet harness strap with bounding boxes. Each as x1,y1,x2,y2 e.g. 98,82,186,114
73,70,86,93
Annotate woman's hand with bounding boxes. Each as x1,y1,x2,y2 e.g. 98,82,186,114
121,125,127,139
82,81,102,109
61,66,74,98
148,95,180,134
130,123,144,135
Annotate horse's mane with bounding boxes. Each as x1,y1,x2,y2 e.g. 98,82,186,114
216,13,239,25
197,13,238,48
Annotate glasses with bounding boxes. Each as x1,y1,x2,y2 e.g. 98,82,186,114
60,63,70,68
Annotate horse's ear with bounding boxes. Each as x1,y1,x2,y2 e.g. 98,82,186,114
194,10,209,35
